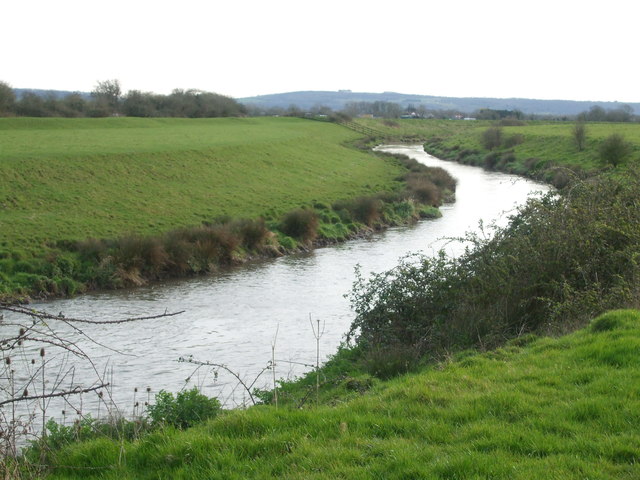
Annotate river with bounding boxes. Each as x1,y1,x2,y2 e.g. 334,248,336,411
2,145,549,426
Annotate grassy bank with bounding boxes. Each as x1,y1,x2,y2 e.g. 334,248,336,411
345,117,640,185
0,117,396,252
0,117,455,299
24,309,640,479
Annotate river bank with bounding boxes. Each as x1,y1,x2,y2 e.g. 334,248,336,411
2,145,548,415
1,144,454,303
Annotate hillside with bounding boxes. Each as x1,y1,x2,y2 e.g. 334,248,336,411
0,117,394,251
37,309,640,479
239,90,640,116
1,116,456,298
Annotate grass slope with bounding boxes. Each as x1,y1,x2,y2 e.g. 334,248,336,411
43,309,640,479
0,117,402,256
352,118,640,176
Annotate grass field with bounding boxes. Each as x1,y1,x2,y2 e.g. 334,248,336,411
0,117,403,255
350,118,640,178
34,309,640,479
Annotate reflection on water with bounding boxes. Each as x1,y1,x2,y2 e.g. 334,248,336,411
2,145,549,422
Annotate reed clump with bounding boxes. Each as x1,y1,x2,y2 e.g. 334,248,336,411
279,209,319,243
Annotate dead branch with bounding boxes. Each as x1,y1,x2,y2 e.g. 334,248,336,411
0,384,107,407
0,304,184,325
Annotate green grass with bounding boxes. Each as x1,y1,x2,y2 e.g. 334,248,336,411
2,117,459,298
0,117,403,255
37,309,640,479
348,118,640,177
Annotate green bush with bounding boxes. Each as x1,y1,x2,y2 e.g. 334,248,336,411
481,126,503,150
146,388,221,429
599,133,632,167
348,172,640,360
503,133,525,148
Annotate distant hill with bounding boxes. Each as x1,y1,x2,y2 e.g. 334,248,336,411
239,90,640,116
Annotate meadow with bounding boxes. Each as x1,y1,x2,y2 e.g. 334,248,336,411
0,117,402,253
351,117,640,181
2,117,459,298
29,309,640,479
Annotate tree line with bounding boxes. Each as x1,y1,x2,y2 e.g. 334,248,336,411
0,79,247,118
1,79,638,122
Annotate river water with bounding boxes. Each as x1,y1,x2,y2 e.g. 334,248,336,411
3,145,548,424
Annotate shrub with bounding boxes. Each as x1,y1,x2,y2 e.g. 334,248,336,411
481,126,503,150
348,172,640,360
162,230,195,275
405,175,441,206
572,122,587,151
498,152,516,169
549,168,572,189
523,157,541,172
75,238,108,262
599,133,632,167
484,152,500,170
279,209,319,242
114,235,169,276
350,196,383,226
146,388,221,429
232,218,270,250
503,133,525,148
425,166,457,192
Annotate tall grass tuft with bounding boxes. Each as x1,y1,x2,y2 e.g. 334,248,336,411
279,209,319,243
405,174,441,206
230,218,270,251
351,197,384,226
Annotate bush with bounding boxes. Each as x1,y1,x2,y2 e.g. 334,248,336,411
481,126,503,150
348,172,640,360
350,196,383,226
599,133,632,167
232,218,270,250
279,209,319,242
405,175,441,206
114,235,169,276
425,166,457,193
503,133,525,148
146,388,221,429
484,152,500,170
523,157,541,173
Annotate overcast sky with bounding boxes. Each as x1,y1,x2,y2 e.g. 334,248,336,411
3,0,637,103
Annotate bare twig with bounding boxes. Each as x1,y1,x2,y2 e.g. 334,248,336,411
0,384,107,407
179,356,271,406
